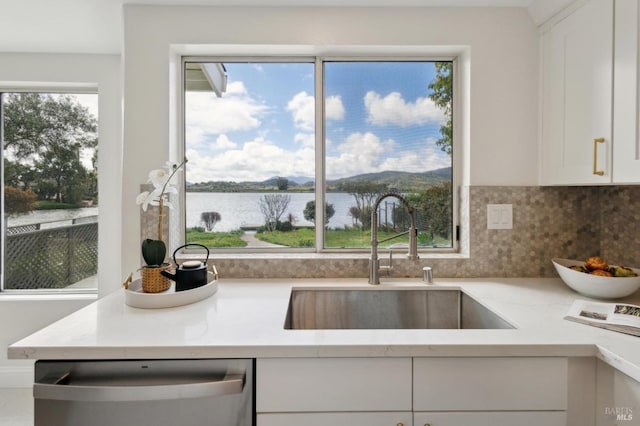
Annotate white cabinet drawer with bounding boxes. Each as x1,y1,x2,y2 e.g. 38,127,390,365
414,411,567,426
258,412,412,426
413,357,567,411
257,357,412,412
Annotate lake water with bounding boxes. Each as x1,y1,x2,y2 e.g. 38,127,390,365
4,193,402,232
187,192,355,231
186,192,407,232
6,206,99,229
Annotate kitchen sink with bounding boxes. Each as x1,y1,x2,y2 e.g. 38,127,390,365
284,288,514,330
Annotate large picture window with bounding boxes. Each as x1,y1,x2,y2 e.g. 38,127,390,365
183,58,455,252
1,92,98,292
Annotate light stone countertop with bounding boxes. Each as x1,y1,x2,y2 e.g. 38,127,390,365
8,277,640,382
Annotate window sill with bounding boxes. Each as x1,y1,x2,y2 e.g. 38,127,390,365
178,251,469,261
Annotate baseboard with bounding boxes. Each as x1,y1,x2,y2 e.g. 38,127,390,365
0,366,33,388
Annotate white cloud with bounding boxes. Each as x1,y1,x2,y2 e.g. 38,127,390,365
379,139,451,173
185,137,315,183
287,92,345,132
326,132,395,179
294,132,315,149
185,82,269,146
364,91,445,127
213,134,237,150
326,133,450,179
286,91,314,131
326,95,345,121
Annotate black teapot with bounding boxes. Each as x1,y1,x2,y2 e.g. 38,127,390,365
161,244,210,292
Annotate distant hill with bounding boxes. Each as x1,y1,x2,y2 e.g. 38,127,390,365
328,168,451,192
186,167,451,192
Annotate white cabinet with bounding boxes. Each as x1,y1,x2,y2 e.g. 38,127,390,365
257,357,570,426
413,357,568,426
256,357,412,426
595,360,640,425
256,357,412,412
540,0,640,185
613,0,640,183
540,0,614,185
413,357,568,411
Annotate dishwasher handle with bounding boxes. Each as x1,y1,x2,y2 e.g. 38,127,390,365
34,372,245,402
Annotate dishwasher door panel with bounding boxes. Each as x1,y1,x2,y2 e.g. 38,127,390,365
34,359,254,426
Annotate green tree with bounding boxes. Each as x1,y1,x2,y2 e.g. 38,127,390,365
409,183,452,243
3,159,37,190
3,93,97,204
37,142,86,203
303,200,335,225
276,177,289,191
428,62,453,156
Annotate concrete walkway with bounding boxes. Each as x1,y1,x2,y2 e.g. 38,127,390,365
240,231,286,248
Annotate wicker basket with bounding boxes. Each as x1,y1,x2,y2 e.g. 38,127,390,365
141,264,171,293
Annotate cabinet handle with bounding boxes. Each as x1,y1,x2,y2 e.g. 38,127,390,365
593,137,605,176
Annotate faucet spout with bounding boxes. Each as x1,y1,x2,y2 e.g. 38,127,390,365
369,192,419,285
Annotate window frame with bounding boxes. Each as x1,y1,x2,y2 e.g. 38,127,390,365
0,87,99,294
179,55,460,255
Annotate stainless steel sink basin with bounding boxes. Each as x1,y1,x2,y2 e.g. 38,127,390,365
284,288,514,330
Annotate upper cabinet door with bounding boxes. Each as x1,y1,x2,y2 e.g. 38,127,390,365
540,0,613,185
614,0,640,183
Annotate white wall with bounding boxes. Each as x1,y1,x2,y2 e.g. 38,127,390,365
121,5,539,275
0,53,122,385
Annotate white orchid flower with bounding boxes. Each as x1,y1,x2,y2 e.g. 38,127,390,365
164,184,179,195
135,191,151,211
136,187,163,211
163,197,175,210
148,168,171,189
136,158,187,238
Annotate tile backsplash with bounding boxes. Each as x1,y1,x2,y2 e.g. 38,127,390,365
147,185,640,279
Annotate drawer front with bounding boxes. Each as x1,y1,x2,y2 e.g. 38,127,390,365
258,412,413,426
257,357,412,412
413,357,568,411
414,411,567,426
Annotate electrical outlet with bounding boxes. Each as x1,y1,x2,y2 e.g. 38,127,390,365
487,204,513,230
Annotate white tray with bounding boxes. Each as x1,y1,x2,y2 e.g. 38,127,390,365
124,272,218,309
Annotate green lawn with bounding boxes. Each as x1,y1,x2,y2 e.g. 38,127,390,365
185,227,449,249
35,201,80,210
257,228,315,247
186,229,247,247
257,228,415,248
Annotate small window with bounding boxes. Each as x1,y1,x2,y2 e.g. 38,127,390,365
1,92,98,292
183,57,455,252
323,61,453,249
184,60,316,249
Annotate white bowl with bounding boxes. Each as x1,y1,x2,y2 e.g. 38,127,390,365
552,258,640,299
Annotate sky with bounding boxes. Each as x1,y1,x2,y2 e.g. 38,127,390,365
184,61,451,184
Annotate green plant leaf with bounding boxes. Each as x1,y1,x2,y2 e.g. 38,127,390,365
141,239,166,266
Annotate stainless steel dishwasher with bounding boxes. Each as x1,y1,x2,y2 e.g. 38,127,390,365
34,358,254,426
